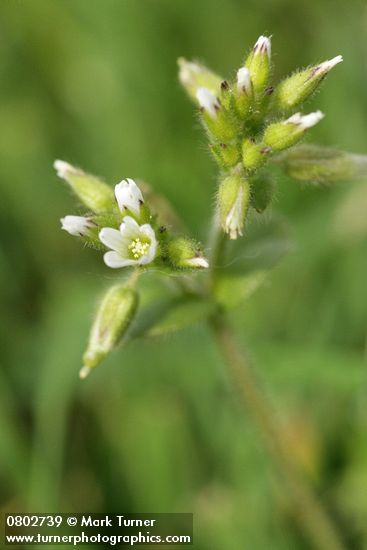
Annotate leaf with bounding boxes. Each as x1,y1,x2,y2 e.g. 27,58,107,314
273,144,367,185
224,213,295,275
129,295,216,339
215,270,267,310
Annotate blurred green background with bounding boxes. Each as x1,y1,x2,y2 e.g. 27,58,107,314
1,0,367,548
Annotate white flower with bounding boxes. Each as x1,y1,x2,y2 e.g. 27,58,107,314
185,257,209,269
99,216,157,268
224,186,245,240
196,87,220,118
114,178,144,217
253,35,271,59
237,67,252,94
285,110,325,129
60,215,94,237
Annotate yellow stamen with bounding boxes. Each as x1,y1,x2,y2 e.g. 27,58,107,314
128,237,150,259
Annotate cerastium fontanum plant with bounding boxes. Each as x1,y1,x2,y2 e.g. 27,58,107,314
56,35,366,549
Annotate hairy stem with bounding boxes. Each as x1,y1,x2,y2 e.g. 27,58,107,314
210,312,346,550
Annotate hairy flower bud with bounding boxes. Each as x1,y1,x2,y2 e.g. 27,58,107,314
250,172,276,213
80,284,139,378
218,173,251,239
242,139,271,171
54,160,115,214
244,36,271,95
178,57,222,101
167,237,209,270
263,111,324,152
60,215,95,237
274,144,367,184
235,67,253,117
271,55,343,112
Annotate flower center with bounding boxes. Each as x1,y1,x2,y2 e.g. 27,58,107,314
128,237,150,259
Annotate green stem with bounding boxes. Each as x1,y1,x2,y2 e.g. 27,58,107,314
208,214,227,293
209,313,346,550
206,214,346,549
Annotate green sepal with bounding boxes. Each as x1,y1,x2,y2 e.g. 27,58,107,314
250,172,276,213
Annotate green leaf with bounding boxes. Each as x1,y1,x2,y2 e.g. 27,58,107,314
130,295,215,339
224,213,294,274
215,270,267,310
273,144,367,184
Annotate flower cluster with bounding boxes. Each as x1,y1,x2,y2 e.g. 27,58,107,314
56,161,208,272
56,161,209,377
179,36,342,239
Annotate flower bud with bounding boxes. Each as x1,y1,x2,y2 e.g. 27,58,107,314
178,57,223,101
235,67,253,117
218,173,251,239
60,215,95,237
114,178,144,218
196,87,238,143
196,87,221,118
274,144,367,184
80,284,139,379
167,237,209,270
250,172,276,213
263,111,324,152
271,55,342,112
242,139,271,171
244,36,271,95
54,160,115,214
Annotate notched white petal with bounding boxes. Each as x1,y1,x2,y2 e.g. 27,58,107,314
99,228,125,252
103,251,135,268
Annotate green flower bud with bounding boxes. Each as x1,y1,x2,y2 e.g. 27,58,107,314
271,55,342,112
80,284,139,378
244,36,271,95
274,145,367,184
196,87,238,143
210,141,240,168
167,237,209,269
250,172,276,213
177,57,222,101
242,139,270,171
235,67,254,118
218,173,251,239
263,111,324,152
54,160,115,214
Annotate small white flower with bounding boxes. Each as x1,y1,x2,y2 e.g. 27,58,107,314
196,87,220,118
186,257,209,269
60,215,94,237
285,110,324,129
99,216,157,268
254,35,271,59
224,186,245,240
318,55,343,73
237,67,252,94
114,178,144,217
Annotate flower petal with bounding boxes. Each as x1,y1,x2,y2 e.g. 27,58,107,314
99,228,125,252
140,224,157,265
103,251,137,269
